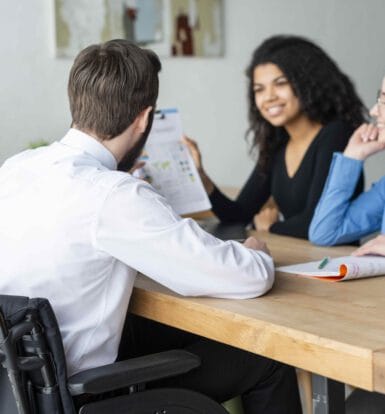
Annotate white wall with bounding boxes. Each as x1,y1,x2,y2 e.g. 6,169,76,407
0,0,384,188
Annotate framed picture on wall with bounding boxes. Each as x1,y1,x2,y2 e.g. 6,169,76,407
54,0,224,58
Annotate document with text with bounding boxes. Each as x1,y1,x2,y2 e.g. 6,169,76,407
277,255,385,281
137,108,211,215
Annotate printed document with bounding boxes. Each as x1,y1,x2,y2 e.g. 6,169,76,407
277,255,385,281
137,108,211,215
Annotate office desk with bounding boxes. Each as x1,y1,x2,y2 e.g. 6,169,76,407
129,231,385,412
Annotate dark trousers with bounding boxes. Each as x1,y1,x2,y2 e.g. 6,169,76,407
346,389,385,414
118,314,302,414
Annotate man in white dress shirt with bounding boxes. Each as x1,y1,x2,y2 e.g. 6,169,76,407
0,40,301,413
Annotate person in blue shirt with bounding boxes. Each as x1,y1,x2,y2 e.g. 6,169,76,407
309,75,385,247
310,77,385,414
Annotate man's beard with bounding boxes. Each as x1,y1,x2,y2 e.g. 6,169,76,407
117,133,148,172
117,111,154,172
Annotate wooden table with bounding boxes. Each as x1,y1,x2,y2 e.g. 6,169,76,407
129,231,385,413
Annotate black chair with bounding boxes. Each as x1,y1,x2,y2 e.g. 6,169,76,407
0,294,228,414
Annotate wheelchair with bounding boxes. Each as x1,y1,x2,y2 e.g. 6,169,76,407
0,294,228,413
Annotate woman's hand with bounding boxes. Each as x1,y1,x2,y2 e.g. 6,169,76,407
253,207,279,232
344,123,385,161
182,136,203,171
182,135,215,194
352,234,385,256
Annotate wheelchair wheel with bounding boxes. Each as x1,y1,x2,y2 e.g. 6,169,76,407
79,387,229,413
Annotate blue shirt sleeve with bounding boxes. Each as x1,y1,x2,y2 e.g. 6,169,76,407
309,153,385,245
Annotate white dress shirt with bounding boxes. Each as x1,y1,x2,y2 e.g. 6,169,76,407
0,128,274,376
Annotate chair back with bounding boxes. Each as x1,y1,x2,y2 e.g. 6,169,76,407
0,295,76,414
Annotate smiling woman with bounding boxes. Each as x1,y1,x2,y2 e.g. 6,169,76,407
184,35,367,239
252,63,303,128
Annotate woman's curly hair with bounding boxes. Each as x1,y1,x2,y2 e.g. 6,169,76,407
245,35,367,172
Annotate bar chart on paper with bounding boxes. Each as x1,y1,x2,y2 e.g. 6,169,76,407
137,109,211,215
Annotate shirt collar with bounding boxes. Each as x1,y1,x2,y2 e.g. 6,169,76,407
60,128,117,170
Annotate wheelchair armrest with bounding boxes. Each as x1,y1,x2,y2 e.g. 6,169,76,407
68,349,200,396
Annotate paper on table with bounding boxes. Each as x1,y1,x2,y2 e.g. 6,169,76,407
136,108,211,215
277,255,385,281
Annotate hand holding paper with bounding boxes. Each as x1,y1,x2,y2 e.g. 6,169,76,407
182,135,215,195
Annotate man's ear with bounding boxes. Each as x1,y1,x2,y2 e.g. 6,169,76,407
133,106,153,135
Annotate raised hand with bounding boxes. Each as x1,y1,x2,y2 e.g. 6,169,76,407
182,136,203,171
182,135,215,194
343,123,385,161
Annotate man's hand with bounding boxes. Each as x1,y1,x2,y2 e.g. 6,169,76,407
129,161,146,175
344,123,385,161
352,234,385,256
243,236,271,256
253,207,279,232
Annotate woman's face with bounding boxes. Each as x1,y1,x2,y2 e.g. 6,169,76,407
370,76,385,142
253,63,302,127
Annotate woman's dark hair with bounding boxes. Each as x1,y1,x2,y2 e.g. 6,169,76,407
245,35,367,172
68,39,161,140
